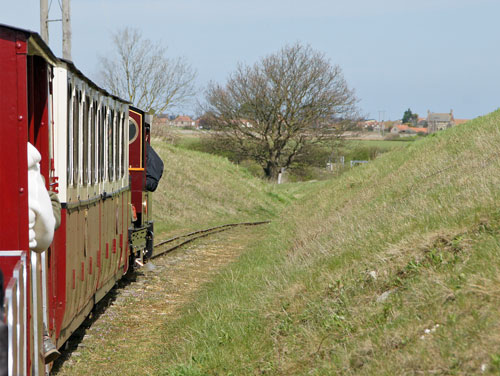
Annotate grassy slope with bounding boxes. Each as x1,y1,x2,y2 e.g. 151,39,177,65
151,139,295,236
154,109,500,375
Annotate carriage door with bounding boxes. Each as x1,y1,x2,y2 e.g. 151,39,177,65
27,55,55,374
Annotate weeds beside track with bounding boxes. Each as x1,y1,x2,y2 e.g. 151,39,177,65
152,221,271,258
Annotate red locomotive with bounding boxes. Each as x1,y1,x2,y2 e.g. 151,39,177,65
0,24,162,375
129,106,163,262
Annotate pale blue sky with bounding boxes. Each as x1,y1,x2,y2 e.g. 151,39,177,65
1,0,499,120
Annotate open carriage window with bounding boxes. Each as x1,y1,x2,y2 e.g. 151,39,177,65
113,112,120,180
99,106,105,182
67,83,73,186
72,90,80,186
116,111,121,179
90,100,97,185
108,110,114,182
83,95,89,186
121,115,125,178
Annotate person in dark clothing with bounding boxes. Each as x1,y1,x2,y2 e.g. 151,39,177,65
145,143,164,192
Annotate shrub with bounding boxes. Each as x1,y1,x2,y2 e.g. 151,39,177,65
384,133,400,141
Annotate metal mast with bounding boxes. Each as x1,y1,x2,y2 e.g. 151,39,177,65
40,0,71,60
62,0,72,60
40,0,49,44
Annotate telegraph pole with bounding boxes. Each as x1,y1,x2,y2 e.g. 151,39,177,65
40,0,71,59
40,0,49,44
62,0,72,60
378,110,386,136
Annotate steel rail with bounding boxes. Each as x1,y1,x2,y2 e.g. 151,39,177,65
151,221,271,259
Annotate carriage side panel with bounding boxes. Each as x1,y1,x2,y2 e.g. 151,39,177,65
0,26,29,254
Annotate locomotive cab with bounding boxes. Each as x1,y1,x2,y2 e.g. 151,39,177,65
128,108,163,263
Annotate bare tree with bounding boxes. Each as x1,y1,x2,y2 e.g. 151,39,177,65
204,43,358,180
98,27,196,114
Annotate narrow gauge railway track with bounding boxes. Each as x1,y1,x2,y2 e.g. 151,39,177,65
151,221,271,259
53,223,268,375
52,222,270,373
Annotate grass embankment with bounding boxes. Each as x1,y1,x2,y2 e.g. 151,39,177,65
170,131,412,182
153,110,500,375
151,139,295,237
341,139,411,156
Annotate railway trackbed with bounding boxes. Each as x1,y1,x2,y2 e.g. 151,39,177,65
53,222,269,375
152,220,271,258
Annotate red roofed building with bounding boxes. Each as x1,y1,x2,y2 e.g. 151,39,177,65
169,115,196,127
153,113,169,126
454,118,469,126
391,124,428,135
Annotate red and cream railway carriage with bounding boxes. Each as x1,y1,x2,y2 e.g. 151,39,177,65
0,24,155,375
51,57,131,350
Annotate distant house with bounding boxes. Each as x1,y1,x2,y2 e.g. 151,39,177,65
416,117,428,127
153,113,169,126
359,119,378,129
427,110,455,133
169,115,196,128
358,119,391,132
391,124,428,135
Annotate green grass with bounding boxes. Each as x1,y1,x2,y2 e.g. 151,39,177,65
169,133,412,182
338,139,411,160
345,138,414,148
172,134,205,151
151,110,500,374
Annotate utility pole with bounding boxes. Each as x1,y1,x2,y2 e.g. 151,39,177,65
62,0,72,60
40,0,71,59
378,110,386,136
40,0,49,44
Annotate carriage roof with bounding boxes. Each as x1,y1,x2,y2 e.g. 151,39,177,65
0,23,130,105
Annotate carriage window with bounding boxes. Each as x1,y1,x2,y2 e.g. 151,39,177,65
96,107,100,183
121,115,125,178
99,106,105,182
90,100,96,185
83,96,89,186
67,83,72,185
114,112,120,180
72,91,80,186
108,110,114,181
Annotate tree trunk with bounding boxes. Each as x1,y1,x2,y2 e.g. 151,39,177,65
264,161,280,181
